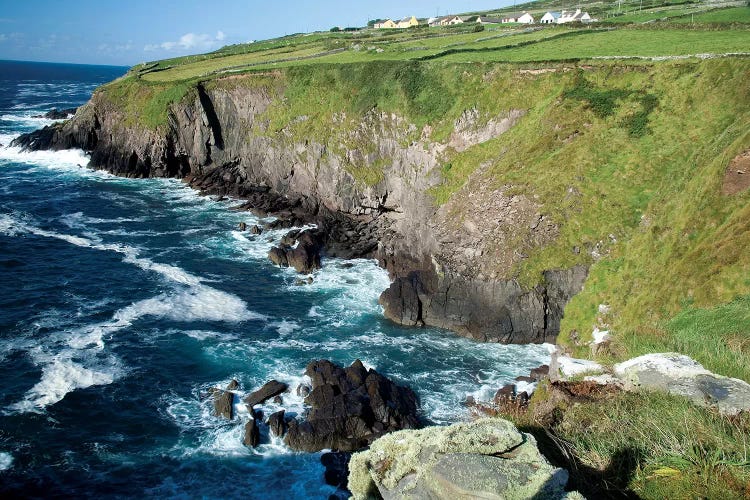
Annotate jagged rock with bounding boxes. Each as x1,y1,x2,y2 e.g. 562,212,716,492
226,379,240,391
284,359,419,452
529,364,550,381
348,418,577,500
212,390,234,420
613,353,750,416
267,410,286,437
268,246,289,267
34,107,77,120
243,418,260,448
250,225,262,234
244,379,289,407
238,222,247,231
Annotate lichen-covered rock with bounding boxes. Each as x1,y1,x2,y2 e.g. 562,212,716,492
348,418,577,500
613,353,750,416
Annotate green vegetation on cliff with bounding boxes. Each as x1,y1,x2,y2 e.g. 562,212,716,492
89,9,750,496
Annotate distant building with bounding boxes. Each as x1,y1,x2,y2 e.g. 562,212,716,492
374,19,397,29
476,16,503,24
396,16,419,28
500,12,534,24
540,11,561,24
441,15,465,26
557,9,593,23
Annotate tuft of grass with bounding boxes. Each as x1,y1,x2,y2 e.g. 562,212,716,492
510,387,750,499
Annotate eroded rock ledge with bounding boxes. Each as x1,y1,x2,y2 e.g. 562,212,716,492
11,79,587,344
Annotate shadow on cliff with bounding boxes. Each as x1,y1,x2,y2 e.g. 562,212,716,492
523,425,643,499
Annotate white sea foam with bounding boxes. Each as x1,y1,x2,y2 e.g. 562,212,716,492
0,112,56,127
270,319,300,336
0,452,13,471
9,355,120,413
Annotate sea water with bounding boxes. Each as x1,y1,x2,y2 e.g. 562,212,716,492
0,60,552,498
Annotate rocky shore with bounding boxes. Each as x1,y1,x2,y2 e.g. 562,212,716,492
11,81,587,344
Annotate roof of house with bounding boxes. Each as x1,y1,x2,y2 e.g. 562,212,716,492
544,11,562,18
477,16,502,23
501,12,525,19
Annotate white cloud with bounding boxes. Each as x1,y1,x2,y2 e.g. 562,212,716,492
144,31,226,52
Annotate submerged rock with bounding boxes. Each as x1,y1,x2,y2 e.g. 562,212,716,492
284,359,419,452
348,418,577,500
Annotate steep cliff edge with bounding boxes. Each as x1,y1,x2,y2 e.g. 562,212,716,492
13,58,750,350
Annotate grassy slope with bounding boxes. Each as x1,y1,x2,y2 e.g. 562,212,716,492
96,11,750,496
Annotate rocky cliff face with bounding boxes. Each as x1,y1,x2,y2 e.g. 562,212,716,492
12,74,586,344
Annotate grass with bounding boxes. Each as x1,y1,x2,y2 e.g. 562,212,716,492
672,6,750,24
511,387,750,498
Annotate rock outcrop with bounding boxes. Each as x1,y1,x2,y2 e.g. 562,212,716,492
10,76,587,344
244,380,289,407
348,418,580,500
613,353,750,416
284,359,420,452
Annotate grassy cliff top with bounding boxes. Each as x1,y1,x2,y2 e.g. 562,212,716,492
128,5,750,82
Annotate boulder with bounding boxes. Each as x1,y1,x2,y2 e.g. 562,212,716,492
613,353,750,416
244,380,289,407
284,360,419,452
238,222,247,231
348,418,577,500
250,225,262,235
243,418,260,448
268,246,289,267
212,390,234,420
267,410,286,437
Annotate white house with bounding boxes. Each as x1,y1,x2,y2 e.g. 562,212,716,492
517,12,535,23
558,9,593,24
441,15,465,25
501,12,534,24
540,11,561,24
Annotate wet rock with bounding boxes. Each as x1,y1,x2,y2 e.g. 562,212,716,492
267,410,286,437
272,395,283,404
212,390,234,420
284,359,419,452
348,418,577,500
243,418,260,448
250,225,262,235
244,379,289,407
238,222,247,231
34,107,77,120
268,246,289,267
226,379,240,391
296,383,311,398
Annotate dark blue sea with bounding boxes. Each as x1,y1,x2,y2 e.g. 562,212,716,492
0,60,551,498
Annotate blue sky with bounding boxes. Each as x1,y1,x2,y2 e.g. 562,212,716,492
0,0,515,66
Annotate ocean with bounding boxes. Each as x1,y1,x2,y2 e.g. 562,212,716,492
0,59,552,498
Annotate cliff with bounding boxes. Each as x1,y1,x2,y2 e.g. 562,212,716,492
13,58,750,351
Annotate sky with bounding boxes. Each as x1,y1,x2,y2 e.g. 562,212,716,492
0,0,516,67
